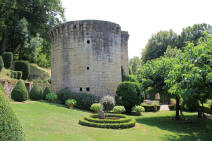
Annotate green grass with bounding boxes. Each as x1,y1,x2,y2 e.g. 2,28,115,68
11,101,212,141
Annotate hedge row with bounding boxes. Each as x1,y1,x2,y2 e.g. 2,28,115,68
85,114,131,123
58,88,101,110
0,56,4,71
14,61,30,80
168,105,176,111
10,71,23,79
142,105,160,112
79,118,135,129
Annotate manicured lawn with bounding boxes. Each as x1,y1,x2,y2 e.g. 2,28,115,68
11,101,212,141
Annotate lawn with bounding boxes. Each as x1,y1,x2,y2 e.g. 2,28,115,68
11,101,212,141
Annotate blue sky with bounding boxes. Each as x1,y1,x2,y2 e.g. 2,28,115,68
61,0,212,58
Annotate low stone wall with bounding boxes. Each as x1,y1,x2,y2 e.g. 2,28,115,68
0,79,51,99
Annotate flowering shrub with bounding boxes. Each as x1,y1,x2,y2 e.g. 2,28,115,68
90,103,101,112
113,106,126,114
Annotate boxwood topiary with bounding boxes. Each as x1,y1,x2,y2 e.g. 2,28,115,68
0,56,4,71
29,84,42,100
11,81,28,102
2,52,13,69
0,84,25,141
14,61,30,80
43,87,51,100
116,81,143,113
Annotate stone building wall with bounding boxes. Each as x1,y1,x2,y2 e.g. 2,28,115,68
50,20,129,97
121,31,129,75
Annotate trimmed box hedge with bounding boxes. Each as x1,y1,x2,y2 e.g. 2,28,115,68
14,61,30,80
0,56,4,71
85,114,131,123
2,52,13,69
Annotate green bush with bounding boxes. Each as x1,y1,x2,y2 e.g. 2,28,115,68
85,114,131,123
46,93,57,102
131,105,145,114
168,105,176,111
14,61,30,80
43,87,51,100
65,99,77,107
29,84,42,100
16,71,23,79
116,81,143,113
11,81,28,102
2,52,13,69
90,103,101,112
10,71,17,79
124,75,138,82
58,88,101,110
100,95,115,112
113,106,126,114
183,97,199,112
0,56,4,71
0,84,25,140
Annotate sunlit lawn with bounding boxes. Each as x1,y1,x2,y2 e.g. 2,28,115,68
11,101,212,141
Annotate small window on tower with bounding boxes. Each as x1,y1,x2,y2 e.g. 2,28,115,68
73,25,77,29
80,87,82,91
87,40,90,44
87,66,89,70
86,87,90,92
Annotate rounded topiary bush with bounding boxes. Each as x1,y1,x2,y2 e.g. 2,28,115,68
116,81,143,113
2,52,13,69
29,84,42,100
0,84,25,141
11,81,28,102
46,93,57,102
100,95,115,112
65,99,77,108
131,105,145,115
14,61,30,80
0,56,4,71
113,106,126,114
43,87,51,100
90,103,101,113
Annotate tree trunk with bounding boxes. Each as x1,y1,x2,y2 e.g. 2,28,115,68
175,97,180,120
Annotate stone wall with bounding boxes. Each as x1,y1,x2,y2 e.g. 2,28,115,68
50,20,129,97
121,31,129,75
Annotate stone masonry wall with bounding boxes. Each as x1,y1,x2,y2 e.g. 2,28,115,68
50,20,129,97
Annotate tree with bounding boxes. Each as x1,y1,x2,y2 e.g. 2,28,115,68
166,34,212,119
141,30,178,62
129,56,143,75
177,23,212,49
137,57,176,103
164,45,182,58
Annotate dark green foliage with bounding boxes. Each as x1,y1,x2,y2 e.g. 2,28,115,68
17,71,23,79
10,71,22,79
0,56,4,71
11,81,28,102
183,97,200,112
46,93,57,102
124,75,138,82
100,96,115,112
79,114,135,129
29,84,42,100
43,87,51,100
116,82,143,113
0,84,25,140
14,61,30,80
2,52,13,69
168,105,176,111
58,88,101,110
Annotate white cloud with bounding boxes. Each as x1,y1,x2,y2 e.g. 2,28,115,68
61,0,212,58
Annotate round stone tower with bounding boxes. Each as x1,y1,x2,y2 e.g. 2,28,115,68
50,20,129,97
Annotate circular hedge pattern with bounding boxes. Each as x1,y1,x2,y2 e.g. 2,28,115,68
79,114,135,129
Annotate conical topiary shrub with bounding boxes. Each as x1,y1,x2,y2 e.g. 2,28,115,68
11,81,28,102
29,84,42,100
0,84,25,141
43,87,51,100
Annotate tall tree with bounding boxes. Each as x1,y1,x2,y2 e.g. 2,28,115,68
141,30,178,63
129,56,143,75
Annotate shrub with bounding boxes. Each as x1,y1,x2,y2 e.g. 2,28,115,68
10,71,18,79
170,98,176,105
124,75,138,82
43,87,51,100
90,103,101,112
0,84,25,140
29,84,42,100
183,97,199,112
2,52,13,69
46,93,57,102
168,105,176,111
116,81,143,113
14,61,30,80
11,81,28,102
113,106,126,114
0,56,4,71
141,102,160,112
132,105,145,114
65,99,77,108
16,71,23,79
58,88,100,110
100,95,115,112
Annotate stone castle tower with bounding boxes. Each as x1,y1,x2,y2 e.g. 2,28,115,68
50,20,129,97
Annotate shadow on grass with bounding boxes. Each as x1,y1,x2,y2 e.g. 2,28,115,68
136,114,212,141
